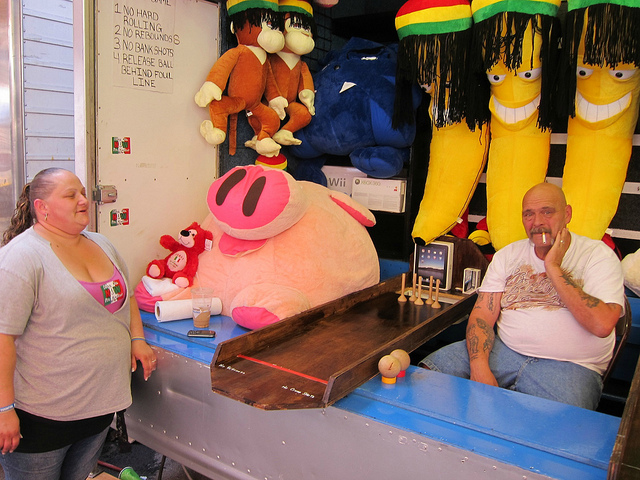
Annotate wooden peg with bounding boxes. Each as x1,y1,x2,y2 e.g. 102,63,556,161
426,276,433,305
409,273,417,302
432,279,442,309
415,276,424,305
398,273,407,302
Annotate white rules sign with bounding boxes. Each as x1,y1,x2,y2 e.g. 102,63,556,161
111,0,178,93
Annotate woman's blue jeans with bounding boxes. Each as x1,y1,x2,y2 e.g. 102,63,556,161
420,336,603,410
0,426,109,480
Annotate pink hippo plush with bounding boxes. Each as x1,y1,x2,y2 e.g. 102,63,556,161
139,165,380,329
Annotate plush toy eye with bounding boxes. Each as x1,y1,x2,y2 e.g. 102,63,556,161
609,68,637,80
517,68,541,80
577,66,593,78
188,229,197,237
216,168,247,206
487,73,506,85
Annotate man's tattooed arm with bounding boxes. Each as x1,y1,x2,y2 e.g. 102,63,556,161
559,269,600,308
467,318,495,362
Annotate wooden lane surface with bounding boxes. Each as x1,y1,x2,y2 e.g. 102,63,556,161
210,274,476,410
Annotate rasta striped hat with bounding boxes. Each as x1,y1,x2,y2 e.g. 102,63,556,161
395,0,473,40
393,0,476,129
227,0,279,16
226,0,283,30
279,0,313,17
470,0,562,130
471,0,561,24
561,0,640,117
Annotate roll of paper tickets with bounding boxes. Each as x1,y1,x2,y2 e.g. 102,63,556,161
154,298,222,322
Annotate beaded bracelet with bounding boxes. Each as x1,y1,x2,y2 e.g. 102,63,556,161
131,337,146,342
0,403,15,413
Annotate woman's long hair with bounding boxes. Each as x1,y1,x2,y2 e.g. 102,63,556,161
2,168,65,246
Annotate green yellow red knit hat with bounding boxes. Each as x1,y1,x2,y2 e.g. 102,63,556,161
227,0,279,16
226,0,283,31
395,0,473,40
393,0,476,128
279,0,313,17
471,0,561,23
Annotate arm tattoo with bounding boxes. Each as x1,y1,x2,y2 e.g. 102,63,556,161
467,323,479,361
559,269,601,308
487,294,495,313
467,318,494,361
478,318,495,353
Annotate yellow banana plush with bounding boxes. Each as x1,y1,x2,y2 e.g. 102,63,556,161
484,20,550,250
394,0,489,245
562,3,640,240
412,113,489,245
470,0,561,251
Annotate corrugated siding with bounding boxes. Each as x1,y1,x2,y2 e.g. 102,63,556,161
22,0,74,181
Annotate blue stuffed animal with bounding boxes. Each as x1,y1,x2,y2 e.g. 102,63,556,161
288,37,420,183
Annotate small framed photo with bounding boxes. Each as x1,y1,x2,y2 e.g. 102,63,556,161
462,268,481,294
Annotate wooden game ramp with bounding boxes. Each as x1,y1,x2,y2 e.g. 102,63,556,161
210,236,489,410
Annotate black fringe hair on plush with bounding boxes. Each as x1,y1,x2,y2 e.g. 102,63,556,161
469,11,560,130
393,29,478,129
284,11,318,39
561,3,640,118
229,8,285,34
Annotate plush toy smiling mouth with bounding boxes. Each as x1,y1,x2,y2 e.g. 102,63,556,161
575,91,631,126
489,94,541,127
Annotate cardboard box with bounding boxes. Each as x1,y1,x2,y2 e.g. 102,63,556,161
351,177,406,213
321,165,367,196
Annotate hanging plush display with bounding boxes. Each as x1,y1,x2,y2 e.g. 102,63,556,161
560,0,640,240
259,0,316,148
194,0,286,157
471,0,561,250
393,0,490,246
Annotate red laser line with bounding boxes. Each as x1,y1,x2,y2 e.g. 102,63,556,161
237,354,328,385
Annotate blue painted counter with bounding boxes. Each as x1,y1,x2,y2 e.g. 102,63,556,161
139,304,621,480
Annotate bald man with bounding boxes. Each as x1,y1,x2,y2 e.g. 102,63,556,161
420,183,625,409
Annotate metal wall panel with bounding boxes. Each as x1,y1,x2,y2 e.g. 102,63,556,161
22,0,74,179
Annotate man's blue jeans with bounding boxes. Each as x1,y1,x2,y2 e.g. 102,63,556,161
0,426,109,480
419,336,603,410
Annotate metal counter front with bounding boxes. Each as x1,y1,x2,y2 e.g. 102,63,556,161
125,310,622,480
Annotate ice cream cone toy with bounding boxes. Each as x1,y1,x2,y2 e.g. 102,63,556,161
426,276,434,305
415,276,424,305
378,354,402,384
390,349,411,378
432,279,442,309
398,272,407,302
409,273,417,302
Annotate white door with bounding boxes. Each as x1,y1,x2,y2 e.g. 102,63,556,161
76,0,220,282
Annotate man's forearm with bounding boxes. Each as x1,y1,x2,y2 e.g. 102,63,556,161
546,264,621,337
467,316,495,362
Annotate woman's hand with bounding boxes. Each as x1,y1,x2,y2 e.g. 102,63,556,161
0,409,20,454
131,340,157,381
